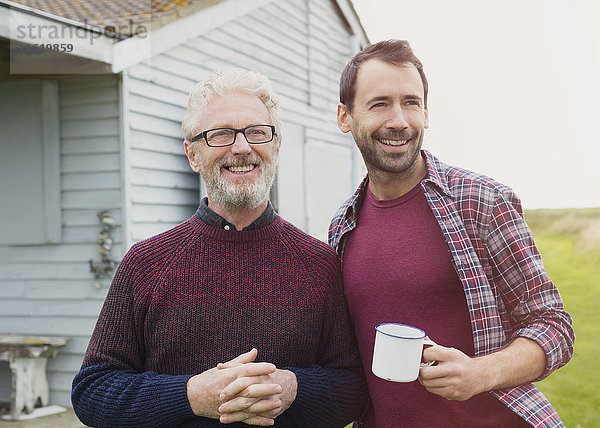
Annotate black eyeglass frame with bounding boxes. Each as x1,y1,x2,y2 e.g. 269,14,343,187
189,125,276,147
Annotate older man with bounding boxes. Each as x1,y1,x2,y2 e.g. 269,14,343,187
72,68,367,427
330,40,574,427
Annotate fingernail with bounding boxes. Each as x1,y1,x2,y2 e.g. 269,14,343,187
219,393,226,401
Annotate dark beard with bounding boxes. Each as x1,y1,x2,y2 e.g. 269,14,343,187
355,128,423,176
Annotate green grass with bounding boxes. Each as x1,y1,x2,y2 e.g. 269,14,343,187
527,209,600,427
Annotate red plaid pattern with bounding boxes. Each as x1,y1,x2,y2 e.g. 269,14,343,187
329,150,574,427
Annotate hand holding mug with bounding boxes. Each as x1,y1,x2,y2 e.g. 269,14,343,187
419,344,488,401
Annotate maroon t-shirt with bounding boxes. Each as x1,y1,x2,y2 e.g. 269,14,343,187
342,183,529,427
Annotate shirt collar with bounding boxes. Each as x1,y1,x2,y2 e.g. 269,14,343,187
195,197,276,231
421,150,454,199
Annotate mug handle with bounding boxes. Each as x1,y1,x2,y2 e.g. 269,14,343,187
420,338,437,367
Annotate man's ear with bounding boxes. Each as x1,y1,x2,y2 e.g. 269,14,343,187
275,133,282,154
424,108,430,129
337,103,352,133
184,140,201,173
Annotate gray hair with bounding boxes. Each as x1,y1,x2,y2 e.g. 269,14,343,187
182,68,281,143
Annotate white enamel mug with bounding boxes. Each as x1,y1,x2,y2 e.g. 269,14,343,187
372,323,435,382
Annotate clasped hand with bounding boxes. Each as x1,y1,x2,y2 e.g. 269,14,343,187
186,348,297,426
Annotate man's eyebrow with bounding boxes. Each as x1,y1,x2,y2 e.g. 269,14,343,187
403,94,423,102
365,95,391,105
365,94,423,105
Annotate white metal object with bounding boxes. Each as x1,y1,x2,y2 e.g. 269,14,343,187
372,323,434,382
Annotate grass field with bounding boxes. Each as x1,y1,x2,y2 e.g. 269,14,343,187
526,208,600,427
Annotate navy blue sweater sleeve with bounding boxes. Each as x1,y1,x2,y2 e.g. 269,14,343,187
286,365,367,427
72,364,195,427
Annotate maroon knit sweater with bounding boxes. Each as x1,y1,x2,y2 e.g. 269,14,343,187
72,213,367,427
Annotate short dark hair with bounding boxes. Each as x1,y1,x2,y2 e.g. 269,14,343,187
340,39,428,112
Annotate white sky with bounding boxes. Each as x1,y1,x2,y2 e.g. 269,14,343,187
350,0,600,209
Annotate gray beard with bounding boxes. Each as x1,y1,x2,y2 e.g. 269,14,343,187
199,153,278,212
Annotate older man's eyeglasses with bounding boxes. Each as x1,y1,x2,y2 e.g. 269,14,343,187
190,125,275,147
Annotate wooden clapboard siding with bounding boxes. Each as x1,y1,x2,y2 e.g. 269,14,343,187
0,280,110,301
61,136,120,155
122,40,200,242
60,76,122,275
124,69,198,242
0,299,103,317
0,74,122,408
62,172,121,190
0,316,99,339
58,75,122,406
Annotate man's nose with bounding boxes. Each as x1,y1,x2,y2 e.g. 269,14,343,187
385,105,409,129
230,131,252,154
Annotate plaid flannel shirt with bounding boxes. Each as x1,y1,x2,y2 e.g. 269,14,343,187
329,150,574,427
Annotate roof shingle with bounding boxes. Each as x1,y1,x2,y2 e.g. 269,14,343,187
10,0,223,36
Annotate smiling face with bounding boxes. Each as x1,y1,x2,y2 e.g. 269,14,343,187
184,90,280,212
338,59,429,190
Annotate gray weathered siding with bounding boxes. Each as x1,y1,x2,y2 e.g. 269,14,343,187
123,63,199,245
0,75,121,407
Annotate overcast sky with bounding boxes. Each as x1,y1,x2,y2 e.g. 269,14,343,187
350,0,600,209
